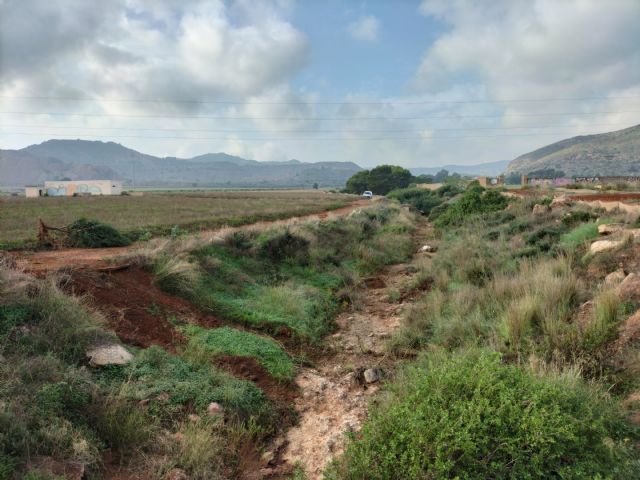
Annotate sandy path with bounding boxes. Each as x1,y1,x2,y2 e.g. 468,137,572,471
13,199,372,273
261,222,430,479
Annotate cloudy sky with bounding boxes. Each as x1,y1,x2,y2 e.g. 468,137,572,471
1,0,639,167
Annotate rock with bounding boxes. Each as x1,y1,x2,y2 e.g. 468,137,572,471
550,195,570,208
618,273,640,303
532,204,551,215
261,450,275,465
590,239,625,254
207,401,224,417
165,468,189,480
187,414,201,422
363,367,382,384
419,244,437,253
598,223,624,235
86,344,133,367
605,269,627,286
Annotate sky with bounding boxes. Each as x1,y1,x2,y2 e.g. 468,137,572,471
1,0,640,168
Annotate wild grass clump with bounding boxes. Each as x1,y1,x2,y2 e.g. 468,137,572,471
66,218,131,248
257,228,310,264
559,222,599,253
182,325,295,381
153,255,201,296
327,350,639,480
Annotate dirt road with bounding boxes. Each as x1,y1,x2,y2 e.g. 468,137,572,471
260,222,431,479
13,199,372,273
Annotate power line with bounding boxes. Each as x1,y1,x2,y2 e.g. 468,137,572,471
2,94,640,106
1,110,639,121
2,129,621,142
0,121,633,134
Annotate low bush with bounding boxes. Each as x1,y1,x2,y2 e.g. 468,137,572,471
432,184,508,228
183,325,295,381
327,350,639,480
66,218,131,248
386,188,443,214
257,229,309,264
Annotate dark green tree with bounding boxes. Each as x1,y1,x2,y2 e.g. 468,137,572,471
345,170,370,194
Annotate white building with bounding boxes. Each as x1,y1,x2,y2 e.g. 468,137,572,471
25,180,123,197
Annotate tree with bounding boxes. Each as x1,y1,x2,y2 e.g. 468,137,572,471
312,182,319,189
345,170,370,194
433,169,449,183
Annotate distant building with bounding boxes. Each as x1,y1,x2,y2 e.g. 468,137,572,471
477,175,504,187
25,180,123,197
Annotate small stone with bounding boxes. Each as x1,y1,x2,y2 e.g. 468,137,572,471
363,367,382,383
165,468,188,480
419,244,437,253
138,398,151,407
261,450,275,465
86,344,133,367
187,414,201,422
207,402,224,417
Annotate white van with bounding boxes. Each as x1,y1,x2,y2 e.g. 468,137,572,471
362,191,373,199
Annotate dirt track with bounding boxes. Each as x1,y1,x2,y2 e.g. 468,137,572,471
14,199,371,273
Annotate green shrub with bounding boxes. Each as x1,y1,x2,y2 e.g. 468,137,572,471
433,185,508,228
183,326,295,381
559,223,599,252
66,218,131,248
328,350,638,480
562,210,597,227
386,188,443,214
257,229,309,264
525,225,567,253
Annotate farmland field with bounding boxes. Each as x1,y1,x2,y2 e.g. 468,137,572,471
0,190,355,249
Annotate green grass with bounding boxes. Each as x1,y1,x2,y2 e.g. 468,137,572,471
183,326,295,381
559,222,599,252
161,203,417,341
328,350,639,480
0,190,355,249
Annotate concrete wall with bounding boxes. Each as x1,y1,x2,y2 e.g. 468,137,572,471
25,186,43,198
43,180,122,196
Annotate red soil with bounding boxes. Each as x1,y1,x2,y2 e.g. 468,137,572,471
570,193,640,202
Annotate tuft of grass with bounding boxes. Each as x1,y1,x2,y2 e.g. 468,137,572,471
559,222,599,252
182,326,295,381
153,256,201,296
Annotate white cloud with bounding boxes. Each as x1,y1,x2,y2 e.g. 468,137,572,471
347,15,380,43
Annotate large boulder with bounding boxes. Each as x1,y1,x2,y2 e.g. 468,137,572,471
590,239,625,255
598,224,624,235
605,269,627,286
86,344,134,367
618,273,640,303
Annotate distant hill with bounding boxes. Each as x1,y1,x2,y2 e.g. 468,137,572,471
411,160,510,177
0,139,362,188
506,124,640,176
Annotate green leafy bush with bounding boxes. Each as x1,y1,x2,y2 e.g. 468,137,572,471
257,229,310,264
183,326,295,380
387,188,443,213
66,218,131,248
328,350,638,480
433,184,508,227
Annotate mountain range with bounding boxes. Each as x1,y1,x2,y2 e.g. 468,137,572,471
506,124,640,176
0,140,362,188
410,160,510,177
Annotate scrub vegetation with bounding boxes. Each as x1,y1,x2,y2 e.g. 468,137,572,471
329,183,640,479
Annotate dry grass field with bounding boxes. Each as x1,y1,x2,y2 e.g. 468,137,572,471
0,190,355,249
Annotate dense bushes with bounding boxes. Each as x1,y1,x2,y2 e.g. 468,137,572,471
328,350,638,480
66,218,132,248
432,184,508,227
386,184,461,214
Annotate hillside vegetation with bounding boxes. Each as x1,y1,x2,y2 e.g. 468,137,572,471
507,123,640,176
